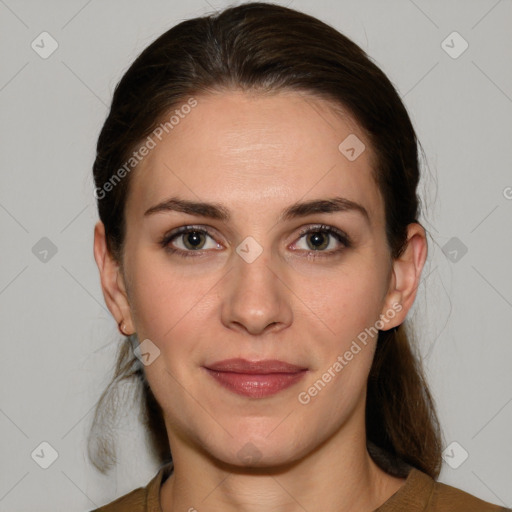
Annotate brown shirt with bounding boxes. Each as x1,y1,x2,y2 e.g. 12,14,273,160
91,463,510,512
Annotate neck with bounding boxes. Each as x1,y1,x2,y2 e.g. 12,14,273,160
160,420,406,512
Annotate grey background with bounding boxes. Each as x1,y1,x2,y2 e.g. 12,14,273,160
0,0,511,510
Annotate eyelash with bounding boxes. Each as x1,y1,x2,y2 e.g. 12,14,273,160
159,224,351,259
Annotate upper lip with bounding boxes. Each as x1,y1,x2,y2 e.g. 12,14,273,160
204,358,307,374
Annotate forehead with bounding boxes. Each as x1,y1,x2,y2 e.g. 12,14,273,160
126,90,383,223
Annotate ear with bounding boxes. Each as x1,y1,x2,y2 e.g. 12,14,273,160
93,221,135,335
379,223,427,329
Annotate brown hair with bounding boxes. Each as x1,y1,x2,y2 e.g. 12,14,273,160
90,2,442,478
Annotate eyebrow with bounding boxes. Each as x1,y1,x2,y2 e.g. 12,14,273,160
144,196,370,224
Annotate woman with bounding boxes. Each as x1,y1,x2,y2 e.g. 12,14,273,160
90,3,508,511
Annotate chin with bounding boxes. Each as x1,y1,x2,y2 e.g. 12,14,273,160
203,431,311,472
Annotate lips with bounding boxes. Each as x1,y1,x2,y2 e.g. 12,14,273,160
203,358,308,398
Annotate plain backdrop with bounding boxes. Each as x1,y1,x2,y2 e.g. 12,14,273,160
0,0,511,510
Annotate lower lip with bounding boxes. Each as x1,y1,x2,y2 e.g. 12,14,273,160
204,368,307,398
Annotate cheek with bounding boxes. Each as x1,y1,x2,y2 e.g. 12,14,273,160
294,262,387,408
127,252,197,334
295,275,381,415
299,264,386,345
126,253,219,373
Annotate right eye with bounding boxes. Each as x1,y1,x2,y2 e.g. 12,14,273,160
159,226,223,257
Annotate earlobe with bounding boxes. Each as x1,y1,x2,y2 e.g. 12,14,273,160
380,223,428,329
93,221,135,335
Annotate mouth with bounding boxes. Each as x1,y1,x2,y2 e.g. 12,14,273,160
203,358,308,398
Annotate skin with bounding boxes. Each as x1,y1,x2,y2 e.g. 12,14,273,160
94,89,427,512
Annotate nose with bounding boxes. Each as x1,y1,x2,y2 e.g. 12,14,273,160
220,244,293,336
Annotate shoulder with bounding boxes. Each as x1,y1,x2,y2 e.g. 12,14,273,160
88,462,173,512
89,486,147,512
376,467,510,512
369,441,509,512
429,478,510,512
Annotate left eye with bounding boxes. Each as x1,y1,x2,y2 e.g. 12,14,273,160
292,225,350,253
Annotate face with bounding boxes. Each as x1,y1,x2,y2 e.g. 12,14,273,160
101,90,416,468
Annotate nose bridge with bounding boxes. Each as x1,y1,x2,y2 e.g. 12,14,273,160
235,239,276,293
221,236,291,334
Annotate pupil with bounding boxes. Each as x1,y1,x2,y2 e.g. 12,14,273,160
186,232,203,249
309,232,327,250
